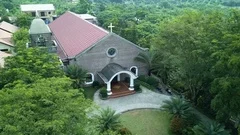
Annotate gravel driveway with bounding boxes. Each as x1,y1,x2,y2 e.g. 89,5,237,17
93,86,171,114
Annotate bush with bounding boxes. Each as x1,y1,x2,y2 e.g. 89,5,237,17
138,75,146,82
92,81,100,88
135,79,155,90
146,76,159,88
118,127,132,135
100,87,108,99
134,83,141,92
170,116,185,134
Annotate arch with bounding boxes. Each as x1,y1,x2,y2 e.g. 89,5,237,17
107,71,137,83
130,66,138,77
85,73,94,85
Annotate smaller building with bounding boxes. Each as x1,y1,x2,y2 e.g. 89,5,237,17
28,18,57,53
0,21,18,33
20,4,56,23
77,14,98,24
0,21,19,53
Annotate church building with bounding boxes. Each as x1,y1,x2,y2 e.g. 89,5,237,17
30,11,148,95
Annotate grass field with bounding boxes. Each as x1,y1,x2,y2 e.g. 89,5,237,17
120,109,172,135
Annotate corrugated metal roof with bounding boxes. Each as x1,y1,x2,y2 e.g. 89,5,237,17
0,21,19,33
49,11,108,58
20,4,55,11
0,29,12,38
30,18,51,34
0,38,13,46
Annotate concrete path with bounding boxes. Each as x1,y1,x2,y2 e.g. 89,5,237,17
93,86,171,114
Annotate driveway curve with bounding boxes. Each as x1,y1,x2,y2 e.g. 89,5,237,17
93,87,171,114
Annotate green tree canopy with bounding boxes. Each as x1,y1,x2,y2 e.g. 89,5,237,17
0,77,93,134
0,48,64,89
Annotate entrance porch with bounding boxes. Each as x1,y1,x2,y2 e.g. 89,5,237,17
98,63,137,96
110,82,136,98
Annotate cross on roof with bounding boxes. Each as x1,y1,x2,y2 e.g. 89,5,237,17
108,23,115,33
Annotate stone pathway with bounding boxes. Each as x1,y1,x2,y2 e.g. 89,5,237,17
93,86,171,114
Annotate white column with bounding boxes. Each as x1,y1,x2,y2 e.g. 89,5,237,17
129,77,134,91
117,74,121,82
107,82,112,95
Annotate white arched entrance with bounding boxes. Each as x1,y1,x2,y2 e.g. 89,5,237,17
106,71,137,95
97,63,138,95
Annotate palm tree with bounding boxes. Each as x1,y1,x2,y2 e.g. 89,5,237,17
161,97,193,119
193,121,230,135
94,108,122,133
134,52,154,76
64,64,87,88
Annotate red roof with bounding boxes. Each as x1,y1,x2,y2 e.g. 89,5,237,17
49,11,108,59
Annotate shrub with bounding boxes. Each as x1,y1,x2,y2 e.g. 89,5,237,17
146,76,159,88
92,81,100,88
118,127,132,135
134,83,141,92
100,87,108,99
138,75,146,82
135,79,155,90
170,116,185,134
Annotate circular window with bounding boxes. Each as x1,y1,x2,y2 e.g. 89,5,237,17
107,47,117,57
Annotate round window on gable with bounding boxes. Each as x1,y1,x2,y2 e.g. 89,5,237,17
107,47,117,57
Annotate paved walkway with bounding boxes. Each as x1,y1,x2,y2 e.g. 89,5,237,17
93,86,171,114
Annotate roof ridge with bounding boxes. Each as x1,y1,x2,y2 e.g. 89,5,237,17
68,11,109,34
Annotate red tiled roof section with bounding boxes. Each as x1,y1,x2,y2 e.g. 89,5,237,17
49,11,108,58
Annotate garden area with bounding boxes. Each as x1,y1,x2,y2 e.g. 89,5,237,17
120,109,172,135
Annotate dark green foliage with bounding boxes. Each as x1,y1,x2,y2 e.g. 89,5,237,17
161,97,193,119
134,83,141,92
92,81,100,88
100,87,108,99
94,108,122,133
137,75,146,82
64,64,87,88
146,76,159,88
15,13,32,28
193,121,230,135
135,79,155,90
70,0,92,14
152,9,240,125
135,76,158,89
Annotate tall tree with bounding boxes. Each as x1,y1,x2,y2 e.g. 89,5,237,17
0,77,93,134
15,13,32,28
64,64,87,88
71,0,92,14
12,28,29,52
0,48,64,89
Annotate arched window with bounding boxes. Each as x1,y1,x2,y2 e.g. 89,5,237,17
130,66,138,76
85,73,94,85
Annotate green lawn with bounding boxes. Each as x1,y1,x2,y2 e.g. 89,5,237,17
120,109,172,135
83,87,98,100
